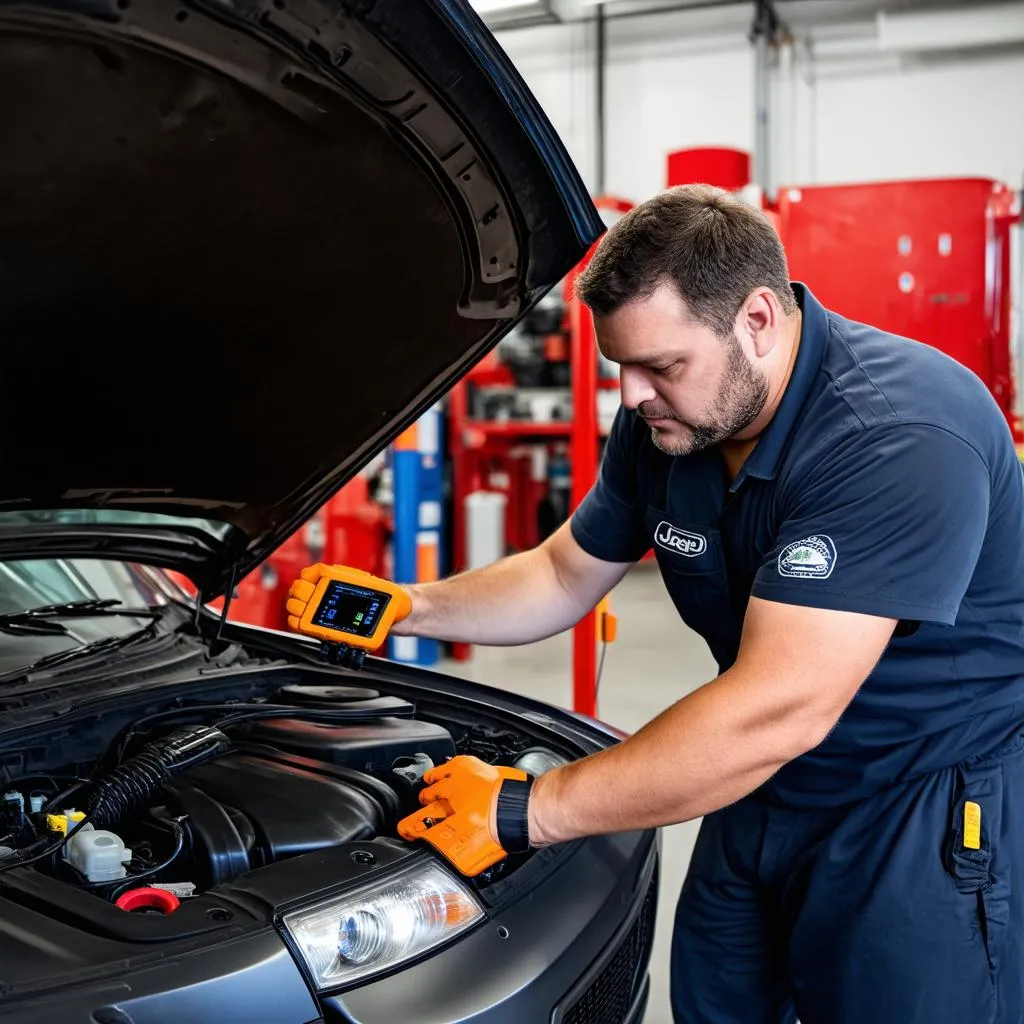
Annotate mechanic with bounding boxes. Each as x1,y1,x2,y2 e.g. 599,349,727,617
394,184,1024,1023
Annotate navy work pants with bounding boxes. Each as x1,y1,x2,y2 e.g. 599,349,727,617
671,735,1024,1023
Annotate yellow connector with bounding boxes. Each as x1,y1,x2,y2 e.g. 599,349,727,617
46,810,85,835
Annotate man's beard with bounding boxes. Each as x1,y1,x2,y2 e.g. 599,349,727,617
640,334,769,457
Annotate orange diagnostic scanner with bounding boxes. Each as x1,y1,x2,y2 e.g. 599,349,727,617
286,564,412,651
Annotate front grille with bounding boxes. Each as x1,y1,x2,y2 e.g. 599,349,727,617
563,868,658,1024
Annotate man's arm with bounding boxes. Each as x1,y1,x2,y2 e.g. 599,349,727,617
525,424,992,843
527,597,895,844
392,521,634,646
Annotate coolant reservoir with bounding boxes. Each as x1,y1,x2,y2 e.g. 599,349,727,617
66,826,132,882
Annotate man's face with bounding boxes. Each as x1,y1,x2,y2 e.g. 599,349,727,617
595,283,770,457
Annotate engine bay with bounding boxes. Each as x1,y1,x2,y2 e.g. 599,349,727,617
0,675,569,917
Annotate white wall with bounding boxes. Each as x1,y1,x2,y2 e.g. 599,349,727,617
492,9,1024,203
495,20,598,187
605,17,754,201
811,53,1024,187
496,10,755,200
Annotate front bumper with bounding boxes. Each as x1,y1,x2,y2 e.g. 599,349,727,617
1,832,656,1024
327,829,659,1024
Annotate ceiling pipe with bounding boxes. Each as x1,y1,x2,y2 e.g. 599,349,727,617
750,0,782,201
595,1,606,194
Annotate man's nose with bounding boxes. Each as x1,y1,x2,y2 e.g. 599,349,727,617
619,366,656,410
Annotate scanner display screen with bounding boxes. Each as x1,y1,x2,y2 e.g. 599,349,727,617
311,581,391,638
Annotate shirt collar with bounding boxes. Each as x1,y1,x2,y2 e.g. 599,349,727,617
730,282,828,492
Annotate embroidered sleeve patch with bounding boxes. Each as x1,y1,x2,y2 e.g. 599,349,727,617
777,535,837,579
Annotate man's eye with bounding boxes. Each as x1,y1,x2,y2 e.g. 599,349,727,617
652,362,678,375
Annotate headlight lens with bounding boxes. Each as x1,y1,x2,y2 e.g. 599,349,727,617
513,746,567,776
281,860,484,990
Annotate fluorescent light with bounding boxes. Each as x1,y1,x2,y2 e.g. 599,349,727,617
471,0,538,10
469,0,556,26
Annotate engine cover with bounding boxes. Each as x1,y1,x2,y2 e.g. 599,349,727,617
242,716,456,773
168,750,385,887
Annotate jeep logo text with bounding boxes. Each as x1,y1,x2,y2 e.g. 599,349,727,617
655,521,707,557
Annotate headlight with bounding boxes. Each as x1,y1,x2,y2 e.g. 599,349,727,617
281,860,484,990
513,746,567,776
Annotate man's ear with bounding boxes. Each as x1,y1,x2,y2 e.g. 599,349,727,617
738,288,781,358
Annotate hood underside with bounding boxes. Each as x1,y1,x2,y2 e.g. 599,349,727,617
0,0,602,594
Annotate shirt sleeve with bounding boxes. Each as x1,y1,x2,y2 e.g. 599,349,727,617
570,405,650,563
751,423,990,625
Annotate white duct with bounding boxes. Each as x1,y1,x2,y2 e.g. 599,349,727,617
812,1,1024,62
878,2,1024,53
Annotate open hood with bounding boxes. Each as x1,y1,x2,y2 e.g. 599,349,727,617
0,0,602,596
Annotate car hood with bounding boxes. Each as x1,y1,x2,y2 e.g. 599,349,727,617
0,0,602,597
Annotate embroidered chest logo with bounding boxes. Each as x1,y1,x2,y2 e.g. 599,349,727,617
655,521,707,557
778,535,837,579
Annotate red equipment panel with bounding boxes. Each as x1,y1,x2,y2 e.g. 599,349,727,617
773,178,1020,438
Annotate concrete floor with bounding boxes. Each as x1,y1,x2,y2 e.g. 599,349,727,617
439,562,718,1024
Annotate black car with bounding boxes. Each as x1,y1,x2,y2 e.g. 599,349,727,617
0,1,660,1022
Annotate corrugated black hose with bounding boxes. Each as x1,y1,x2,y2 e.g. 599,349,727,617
0,727,226,877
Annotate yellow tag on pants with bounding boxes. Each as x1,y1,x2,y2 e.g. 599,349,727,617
963,801,982,850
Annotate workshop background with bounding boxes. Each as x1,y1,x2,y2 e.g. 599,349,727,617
210,3,1024,1021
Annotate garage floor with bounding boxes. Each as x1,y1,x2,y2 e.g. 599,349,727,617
440,561,716,1024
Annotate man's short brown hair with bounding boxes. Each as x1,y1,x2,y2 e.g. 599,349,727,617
576,184,797,337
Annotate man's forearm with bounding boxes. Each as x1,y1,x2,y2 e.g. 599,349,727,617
524,598,887,846
394,522,633,647
398,547,581,646
527,667,830,845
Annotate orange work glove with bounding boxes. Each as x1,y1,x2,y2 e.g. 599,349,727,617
285,563,412,634
397,755,533,876
286,564,327,631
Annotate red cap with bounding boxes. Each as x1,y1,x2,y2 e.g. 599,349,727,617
115,886,180,914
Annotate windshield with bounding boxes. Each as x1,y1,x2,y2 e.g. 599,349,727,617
0,558,172,678
0,509,232,539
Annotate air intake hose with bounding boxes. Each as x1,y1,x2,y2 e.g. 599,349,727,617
88,725,228,828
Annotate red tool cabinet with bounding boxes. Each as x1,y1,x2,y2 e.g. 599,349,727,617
772,177,1021,441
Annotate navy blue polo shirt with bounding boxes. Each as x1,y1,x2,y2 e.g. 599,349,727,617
572,283,1024,806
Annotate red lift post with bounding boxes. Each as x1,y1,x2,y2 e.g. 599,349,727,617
446,196,634,715
565,249,600,717
564,195,634,717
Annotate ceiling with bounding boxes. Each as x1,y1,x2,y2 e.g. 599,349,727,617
474,0,1009,33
